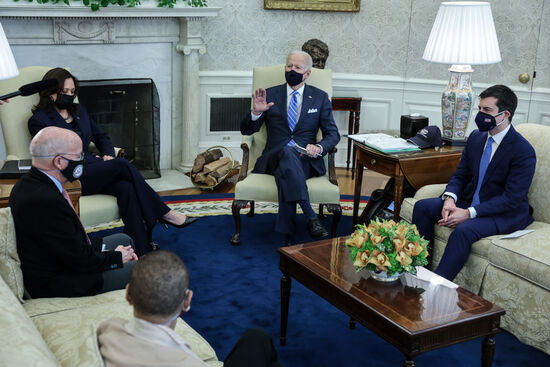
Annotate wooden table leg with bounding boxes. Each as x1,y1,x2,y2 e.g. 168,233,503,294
280,274,291,346
353,158,363,227
393,175,404,221
482,335,496,367
346,112,354,172
352,111,360,180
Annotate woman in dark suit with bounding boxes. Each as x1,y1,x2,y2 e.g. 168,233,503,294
28,68,195,256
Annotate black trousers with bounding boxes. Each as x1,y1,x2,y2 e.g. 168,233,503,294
100,233,137,294
81,158,171,256
224,328,283,367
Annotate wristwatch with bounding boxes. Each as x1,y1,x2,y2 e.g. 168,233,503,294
441,194,454,201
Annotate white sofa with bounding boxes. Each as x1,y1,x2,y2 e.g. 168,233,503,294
400,123,550,355
0,207,222,366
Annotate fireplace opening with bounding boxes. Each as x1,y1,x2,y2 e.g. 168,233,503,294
78,79,161,179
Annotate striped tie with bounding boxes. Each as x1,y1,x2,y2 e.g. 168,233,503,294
287,90,299,146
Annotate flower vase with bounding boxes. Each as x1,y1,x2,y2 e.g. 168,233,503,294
361,268,402,283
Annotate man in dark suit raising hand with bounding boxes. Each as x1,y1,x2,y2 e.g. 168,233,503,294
241,51,340,240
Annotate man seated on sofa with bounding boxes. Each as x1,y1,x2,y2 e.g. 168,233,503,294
241,51,340,241
9,126,137,298
97,250,283,367
412,85,536,281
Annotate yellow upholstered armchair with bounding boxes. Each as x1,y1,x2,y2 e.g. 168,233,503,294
230,65,341,245
0,66,120,228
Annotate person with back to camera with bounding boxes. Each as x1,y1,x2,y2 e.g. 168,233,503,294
97,250,284,367
28,67,198,256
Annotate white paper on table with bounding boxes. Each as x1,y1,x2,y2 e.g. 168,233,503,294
500,229,534,239
348,133,420,152
413,267,458,289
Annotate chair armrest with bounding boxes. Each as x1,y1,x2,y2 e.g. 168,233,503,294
328,147,338,186
401,184,446,223
414,184,446,200
237,142,250,182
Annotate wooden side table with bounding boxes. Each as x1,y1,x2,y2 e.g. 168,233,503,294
0,179,82,214
331,97,362,178
352,142,463,225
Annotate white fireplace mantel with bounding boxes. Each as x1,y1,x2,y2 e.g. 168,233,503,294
0,1,221,172
0,2,220,19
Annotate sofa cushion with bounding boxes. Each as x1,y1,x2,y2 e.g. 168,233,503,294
23,289,126,318
235,173,339,204
489,221,550,291
0,275,59,366
0,207,25,302
28,291,220,367
515,123,550,224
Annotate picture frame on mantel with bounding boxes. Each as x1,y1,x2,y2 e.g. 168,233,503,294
264,0,360,13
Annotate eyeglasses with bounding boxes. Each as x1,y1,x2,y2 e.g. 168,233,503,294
34,152,84,160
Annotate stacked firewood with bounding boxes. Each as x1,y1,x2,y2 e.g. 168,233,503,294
191,148,239,187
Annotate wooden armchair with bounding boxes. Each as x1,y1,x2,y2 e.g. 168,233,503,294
230,65,342,245
0,66,120,228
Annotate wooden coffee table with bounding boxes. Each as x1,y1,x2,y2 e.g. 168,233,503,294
279,238,505,366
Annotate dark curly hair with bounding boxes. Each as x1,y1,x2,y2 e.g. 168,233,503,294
128,250,190,317
32,67,80,115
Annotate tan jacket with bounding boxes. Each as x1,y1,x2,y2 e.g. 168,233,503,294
97,317,207,367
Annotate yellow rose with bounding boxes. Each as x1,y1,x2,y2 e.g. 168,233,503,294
367,250,391,272
346,232,367,248
396,250,412,267
392,236,406,252
404,240,423,257
353,251,370,268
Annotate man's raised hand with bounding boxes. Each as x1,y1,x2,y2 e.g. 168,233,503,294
252,88,274,116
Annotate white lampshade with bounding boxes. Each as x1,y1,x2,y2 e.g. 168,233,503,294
423,1,501,65
0,22,19,81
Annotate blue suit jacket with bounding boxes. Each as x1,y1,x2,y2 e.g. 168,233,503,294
240,83,340,176
446,125,536,233
28,106,115,165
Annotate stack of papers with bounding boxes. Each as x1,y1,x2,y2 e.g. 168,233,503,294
349,133,421,153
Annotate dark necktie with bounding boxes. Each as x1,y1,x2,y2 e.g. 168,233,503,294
471,136,494,207
62,188,91,245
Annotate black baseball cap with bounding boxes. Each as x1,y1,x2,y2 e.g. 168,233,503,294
408,125,443,148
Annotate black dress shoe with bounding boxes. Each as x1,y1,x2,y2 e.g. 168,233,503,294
159,216,199,229
307,218,328,238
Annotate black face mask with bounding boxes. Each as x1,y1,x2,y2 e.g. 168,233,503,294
474,111,506,132
59,156,84,182
285,70,305,87
53,93,75,110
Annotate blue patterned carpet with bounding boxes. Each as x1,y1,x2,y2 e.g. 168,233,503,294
94,194,550,367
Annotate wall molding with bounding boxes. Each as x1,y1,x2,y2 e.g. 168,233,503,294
198,71,550,167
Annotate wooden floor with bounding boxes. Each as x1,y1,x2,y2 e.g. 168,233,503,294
158,167,389,198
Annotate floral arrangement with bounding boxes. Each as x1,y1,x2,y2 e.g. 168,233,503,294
345,219,429,276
